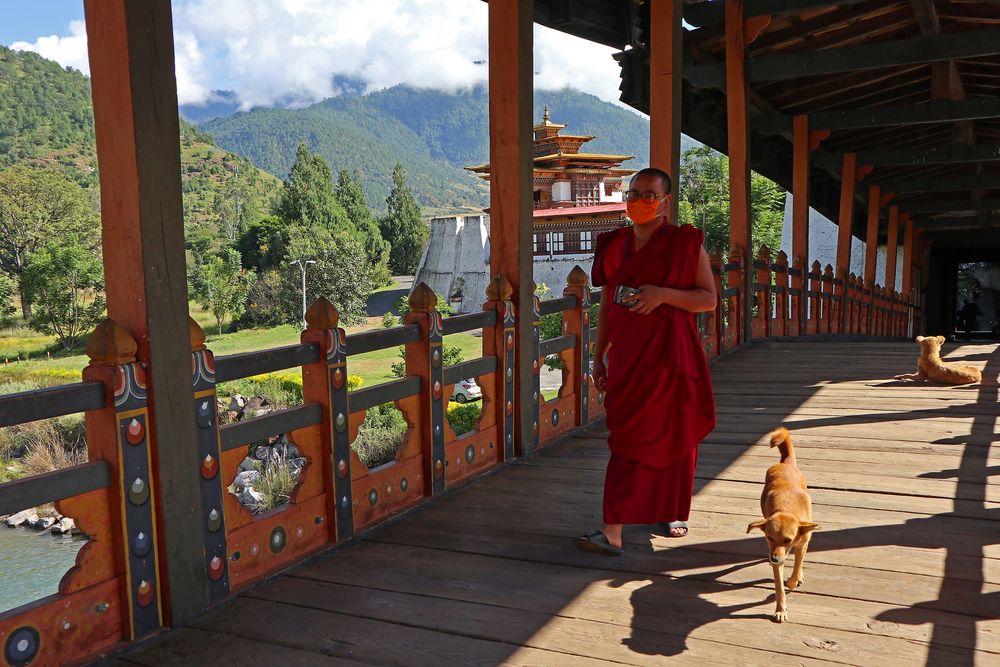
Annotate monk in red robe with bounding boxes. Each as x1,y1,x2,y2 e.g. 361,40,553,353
576,167,717,556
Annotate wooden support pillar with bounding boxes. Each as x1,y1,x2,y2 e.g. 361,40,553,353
791,114,810,333
885,207,900,336
649,0,683,224
864,185,881,334
85,0,207,624
834,153,857,281
902,218,915,336
488,0,534,455
726,0,752,344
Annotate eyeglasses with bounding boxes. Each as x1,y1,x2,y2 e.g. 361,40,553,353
624,190,667,203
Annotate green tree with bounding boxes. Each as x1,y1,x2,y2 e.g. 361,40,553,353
379,162,428,275
0,166,98,318
337,169,392,287
280,225,372,326
237,215,287,272
678,146,786,254
275,143,351,232
0,273,17,328
390,344,463,379
190,248,255,336
21,238,105,350
213,160,262,242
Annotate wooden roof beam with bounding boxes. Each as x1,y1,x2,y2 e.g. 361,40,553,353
813,142,1000,170
684,0,871,28
875,173,1000,193
685,27,1000,88
901,197,1000,214
754,98,1000,135
914,214,1000,230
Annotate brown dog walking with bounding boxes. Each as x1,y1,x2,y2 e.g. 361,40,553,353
747,427,818,623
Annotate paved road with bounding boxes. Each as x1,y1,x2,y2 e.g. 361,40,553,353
366,276,413,317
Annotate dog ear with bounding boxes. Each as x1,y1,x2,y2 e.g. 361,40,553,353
915,335,925,342
798,522,819,534
746,519,766,534
936,336,946,344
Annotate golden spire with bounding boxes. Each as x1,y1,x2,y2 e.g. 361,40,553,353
543,105,550,123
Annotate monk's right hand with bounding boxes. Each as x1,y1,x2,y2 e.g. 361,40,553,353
593,359,607,392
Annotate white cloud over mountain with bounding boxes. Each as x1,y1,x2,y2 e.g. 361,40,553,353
11,0,624,110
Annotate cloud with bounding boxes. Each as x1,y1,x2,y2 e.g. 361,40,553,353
11,20,90,75
12,1,626,109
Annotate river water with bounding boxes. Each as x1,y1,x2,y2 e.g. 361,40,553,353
0,527,84,613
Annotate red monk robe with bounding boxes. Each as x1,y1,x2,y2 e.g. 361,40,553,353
591,222,716,525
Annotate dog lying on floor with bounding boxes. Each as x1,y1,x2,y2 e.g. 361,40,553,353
747,427,817,623
895,335,982,385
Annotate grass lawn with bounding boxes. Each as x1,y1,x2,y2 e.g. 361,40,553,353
0,306,485,392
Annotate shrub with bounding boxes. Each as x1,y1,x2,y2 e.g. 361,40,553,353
446,402,482,436
252,457,298,512
10,416,87,477
381,312,400,328
354,402,407,468
239,270,285,328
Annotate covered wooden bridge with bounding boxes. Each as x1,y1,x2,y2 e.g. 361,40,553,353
1,1,998,665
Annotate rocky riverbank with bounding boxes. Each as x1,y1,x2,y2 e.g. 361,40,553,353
3,510,79,535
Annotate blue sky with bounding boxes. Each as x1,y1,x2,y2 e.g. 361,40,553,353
3,1,626,111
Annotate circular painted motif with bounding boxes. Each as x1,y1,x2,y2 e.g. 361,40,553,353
336,459,348,479
434,424,441,437
368,488,378,505
207,509,222,533
295,526,305,538
269,526,287,554
532,421,539,436
208,556,225,581
125,418,145,445
201,454,218,480
5,626,39,667
533,391,539,405
338,495,351,520
249,543,260,557
506,432,513,446
584,313,590,325
431,348,441,367
335,413,347,432
465,445,475,464
332,367,344,389
196,400,213,429
400,477,409,492
230,551,241,561
551,410,560,427
136,580,155,607
597,392,605,405
432,381,442,399
435,459,444,478
132,531,152,558
506,334,514,351
505,401,513,416
128,478,149,506
94,602,109,614
532,359,539,374
314,516,324,525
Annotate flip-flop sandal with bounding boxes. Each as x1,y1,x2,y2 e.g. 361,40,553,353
575,530,624,556
658,521,689,538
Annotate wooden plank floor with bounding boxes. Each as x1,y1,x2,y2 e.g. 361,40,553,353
112,341,1000,666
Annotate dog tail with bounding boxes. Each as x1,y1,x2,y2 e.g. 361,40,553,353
769,426,796,465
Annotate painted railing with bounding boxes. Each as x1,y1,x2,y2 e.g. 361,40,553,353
0,249,915,665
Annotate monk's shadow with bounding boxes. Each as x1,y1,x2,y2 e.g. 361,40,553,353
608,560,770,658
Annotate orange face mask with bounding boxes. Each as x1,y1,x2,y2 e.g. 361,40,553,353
626,198,664,225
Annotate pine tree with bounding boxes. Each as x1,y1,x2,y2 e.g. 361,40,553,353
275,143,352,232
336,169,391,287
379,162,428,275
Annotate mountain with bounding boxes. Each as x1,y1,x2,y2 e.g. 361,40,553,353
200,85,687,213
0,46,279,233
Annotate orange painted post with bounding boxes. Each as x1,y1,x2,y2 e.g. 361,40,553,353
649,0,683,224
792,115,811,334
807,261,821,335
404,284,447,496
774,251,789,337
902,219,915,336
726,0,752,345
488,0,534,455
301,297,353,542
563,267,593,428
725,246,745,349
863,185,881,334
835,153,857,333
483,275,518,459
753,245,772,339
885,207,900,336
84,0,207,622
821,265,834,334
708,250,724,356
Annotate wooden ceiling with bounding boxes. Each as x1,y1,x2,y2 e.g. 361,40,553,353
532,0,1000,247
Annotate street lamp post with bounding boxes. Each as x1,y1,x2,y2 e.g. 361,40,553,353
289,259,317,328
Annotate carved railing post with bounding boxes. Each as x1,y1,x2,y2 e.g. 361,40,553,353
484,275,517,460
707,250,723,357
527,283,542,454
832,268,846,334
847,273,859,334
752,245,771,339
789,256,805,336
405,284,447,496
773,250,789,337
807,260,822,335
563,267,592,427
82,319,164,639
821,264,834,335
301,297,354,541
725,245,744,350
188,318,231,603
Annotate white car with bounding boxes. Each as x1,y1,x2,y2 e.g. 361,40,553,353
451,378,482,404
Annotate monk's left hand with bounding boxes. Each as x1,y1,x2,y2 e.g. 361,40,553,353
624,285,665,315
